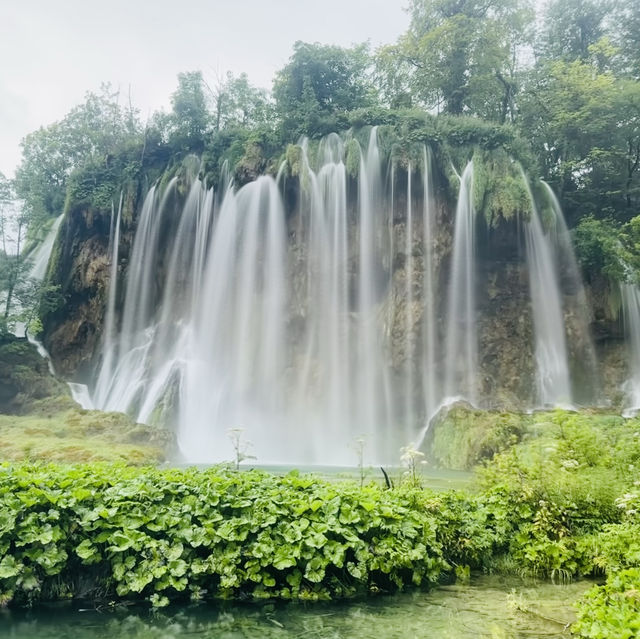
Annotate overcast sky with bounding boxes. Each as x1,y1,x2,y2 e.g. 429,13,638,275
0,1,409,178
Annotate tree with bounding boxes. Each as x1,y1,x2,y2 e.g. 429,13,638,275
0,174,62,337
0,178,30,330
273,42,376,139
208,71,272,132
610,1,640,78
15,84,142,221
538,0,615,63
169,71,210,150
377,0,534,121
519,56,640,224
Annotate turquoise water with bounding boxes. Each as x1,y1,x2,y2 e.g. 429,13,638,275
175,464,474,492
0,575,591,638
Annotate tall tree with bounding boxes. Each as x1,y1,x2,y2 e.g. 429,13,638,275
519,57,640,223
377,0,534,121
15,84,142,221
273,42,376,139
539,0,615,63
169,71,210,150
209,72,272,132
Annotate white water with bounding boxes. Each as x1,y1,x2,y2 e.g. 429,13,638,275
29,215,63,281
541,182,600,402
88,133,454,464
444,162,478,403
621,282,640,414
422,148,438,422
85,137,602,464
524,193,572,406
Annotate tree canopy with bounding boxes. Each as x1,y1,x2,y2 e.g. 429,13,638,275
6,0,640,289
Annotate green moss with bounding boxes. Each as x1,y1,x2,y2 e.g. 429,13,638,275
471,149,533,227
344,138,361,176
429,402,530,470
0,409,171,464
285,144,303,177
0,335,69,414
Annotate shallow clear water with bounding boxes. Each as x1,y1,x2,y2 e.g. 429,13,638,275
0,575,591,639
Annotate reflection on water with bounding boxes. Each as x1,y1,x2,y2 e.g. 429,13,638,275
0,575,591,639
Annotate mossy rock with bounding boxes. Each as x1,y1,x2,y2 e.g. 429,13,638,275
428,402,531,470
0,335,70,414
0,408,173,464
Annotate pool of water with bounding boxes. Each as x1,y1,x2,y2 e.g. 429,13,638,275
0,575,592,638
173,463,474,492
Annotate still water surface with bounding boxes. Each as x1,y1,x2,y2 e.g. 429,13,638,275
0,575,592,639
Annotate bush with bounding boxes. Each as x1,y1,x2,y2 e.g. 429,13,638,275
0,464,454,607
573,568,640,638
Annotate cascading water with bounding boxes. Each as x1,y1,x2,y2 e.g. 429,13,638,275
444,162,478,403
541,182,600,402
29,215,63,281
403,162,415,443
621,283,640,413
85,133,600,464
524,190,572,407
421,147,437,421
12,214,64,366
89,131,455,465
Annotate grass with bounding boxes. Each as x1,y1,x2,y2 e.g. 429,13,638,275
0,406,172,464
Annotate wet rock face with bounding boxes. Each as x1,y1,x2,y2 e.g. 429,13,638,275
41,204,117,379
0,335,70,414
477,261,535,408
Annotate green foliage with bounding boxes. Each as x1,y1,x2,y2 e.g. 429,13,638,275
15,84,142,221
169,71,210,152
540,0,614,62
273,41,376,141
518,51,640,226
476,410,640,580
0,465,452,607
211,71,273,132
472,149,532,226
572,568,640,638
573,216,627,282
378,0,534,121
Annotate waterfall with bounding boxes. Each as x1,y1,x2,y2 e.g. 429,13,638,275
89,131,418,465
92,196,122,409
524,193,572,407
422,147,438,421
541,182,600,402
10,213,63,367
404,161,415,443
85,134,610,465
621,283,640,413
444,162,478,403
29,215,63,281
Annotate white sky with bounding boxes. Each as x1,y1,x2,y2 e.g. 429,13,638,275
0,1,410,178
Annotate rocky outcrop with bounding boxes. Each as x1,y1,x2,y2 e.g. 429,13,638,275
0,334,70,414
41,187,138,378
